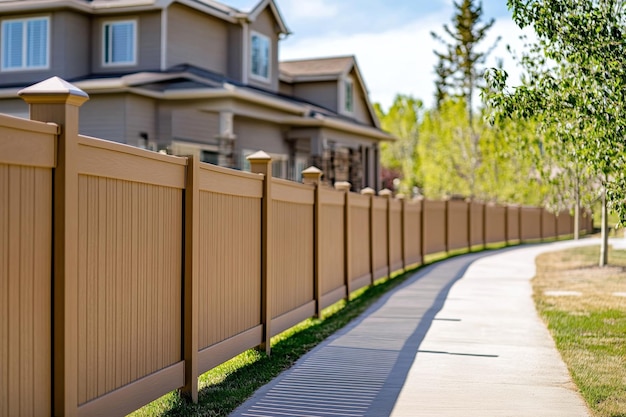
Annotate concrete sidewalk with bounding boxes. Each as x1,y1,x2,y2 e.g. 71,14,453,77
230,240,597,417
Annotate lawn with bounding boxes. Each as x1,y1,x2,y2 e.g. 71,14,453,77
533,245,626,417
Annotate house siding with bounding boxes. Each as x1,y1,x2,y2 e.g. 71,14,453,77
125,95,156,148
248,9,279,92
234,117,287,156
0,98,28,118
166,3,228,74
79,94,126,143
227,25,243,82
171,108,220,145
352,75,375,126
293,81,338,112
0,10,90,87
91,11,161,74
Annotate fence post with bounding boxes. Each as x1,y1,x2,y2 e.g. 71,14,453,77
335,181,352,301
361,187,376,284
302,166,323,318
182,155,199,402
379,189,393,278
248,151,273,355
19,77,89,417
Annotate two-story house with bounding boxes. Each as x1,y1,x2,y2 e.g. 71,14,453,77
0,0,393,189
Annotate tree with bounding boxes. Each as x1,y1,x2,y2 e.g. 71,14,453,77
486,0,626,265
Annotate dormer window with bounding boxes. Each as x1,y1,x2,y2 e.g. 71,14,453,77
250,31,270,81
103,20,136,66
344,78,354,113
1,17,49,71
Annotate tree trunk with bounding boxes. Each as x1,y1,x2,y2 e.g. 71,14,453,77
600,186,609,267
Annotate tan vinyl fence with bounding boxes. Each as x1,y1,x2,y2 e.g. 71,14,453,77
1,78,589,417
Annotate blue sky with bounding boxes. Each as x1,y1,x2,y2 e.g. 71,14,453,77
223,0,530,110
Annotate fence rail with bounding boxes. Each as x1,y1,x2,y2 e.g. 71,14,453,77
0,79,593,417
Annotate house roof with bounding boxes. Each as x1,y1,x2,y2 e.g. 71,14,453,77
280,56,354,81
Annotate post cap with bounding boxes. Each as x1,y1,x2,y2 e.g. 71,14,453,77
334,181,351,192
301,166,323,185
360,187,375,196
378,189,393,197
18,76,89,106
246,150,271,161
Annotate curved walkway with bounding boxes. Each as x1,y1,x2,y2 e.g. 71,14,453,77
230,240,596,417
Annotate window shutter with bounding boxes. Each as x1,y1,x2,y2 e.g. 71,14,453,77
3,21,23,69
27,19,47,68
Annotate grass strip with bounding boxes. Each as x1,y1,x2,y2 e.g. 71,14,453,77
533,245,626,417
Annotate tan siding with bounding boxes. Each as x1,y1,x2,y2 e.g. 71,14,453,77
319,189,345,297
0,116,55,417
403,199,422,266
197,188,262,349
0,100,28,118
126,95,156,148
351,74,375,126
372,196,388,279
270,182,315,318
55,11,91,80
227,25,244,81
349,193,371,286
423,200,446,255
447,200,468,251
293,81,338,112
167,4,228,73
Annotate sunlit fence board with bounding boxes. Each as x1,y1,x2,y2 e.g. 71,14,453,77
372,196,388,280
521,207,542,241
389,199,403,273
423,200,446,255
319,188,346,305
447,200,469,251
403,199,422,266
75,137,185,408
485,204,506,244
469,202,484,246
0,115,56,417
197,164,263,352
270,180,315,324
349,193,372,291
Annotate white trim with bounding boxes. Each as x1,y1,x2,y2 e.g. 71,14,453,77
249,30,271,83
0,16,50,72
102,19,137,67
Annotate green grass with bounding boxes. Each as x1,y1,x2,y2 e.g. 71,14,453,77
533,245,626,417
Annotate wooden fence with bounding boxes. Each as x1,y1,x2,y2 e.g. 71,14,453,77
0,78,593,416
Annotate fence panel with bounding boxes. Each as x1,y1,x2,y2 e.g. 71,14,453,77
403,199,422,266
196,163,263,373
485,204,506,244
319,187,347,309
542,211,557,239
270,179,315,336
447,199,469,251
389,199,403,273
507,206,521,242
349,193,372,291
75,136,186,416
469,202,485,246
557,211,572,236
423,200,446,255
0,114,57,417
372,196,389,280
520,206,542,241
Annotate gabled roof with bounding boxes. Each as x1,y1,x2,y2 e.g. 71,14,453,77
280,55,381,129
247,0,290,35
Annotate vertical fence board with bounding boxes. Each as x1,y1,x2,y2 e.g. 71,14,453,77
349,193,372,291
447,200,469,251
319,188,347,307
469,202,485,246
520,207,542,241
389,199,403,273
423,200,446,255
485,204,506,244
403,199,422,266
507,206,521,242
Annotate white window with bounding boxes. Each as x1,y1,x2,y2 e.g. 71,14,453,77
1,17,49,71
250,31,270,81
103,20,136,66
344,78,354,113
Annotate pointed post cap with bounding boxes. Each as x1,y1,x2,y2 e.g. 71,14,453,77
360,187,375,196
301,166,322,185
378,188,393,198
246,150,271,162
334,181,351,192
19,76,89,106
395,193,406,200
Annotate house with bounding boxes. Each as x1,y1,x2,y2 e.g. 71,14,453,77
0,0,393,189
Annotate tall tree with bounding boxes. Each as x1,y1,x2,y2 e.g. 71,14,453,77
486,0,626,265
